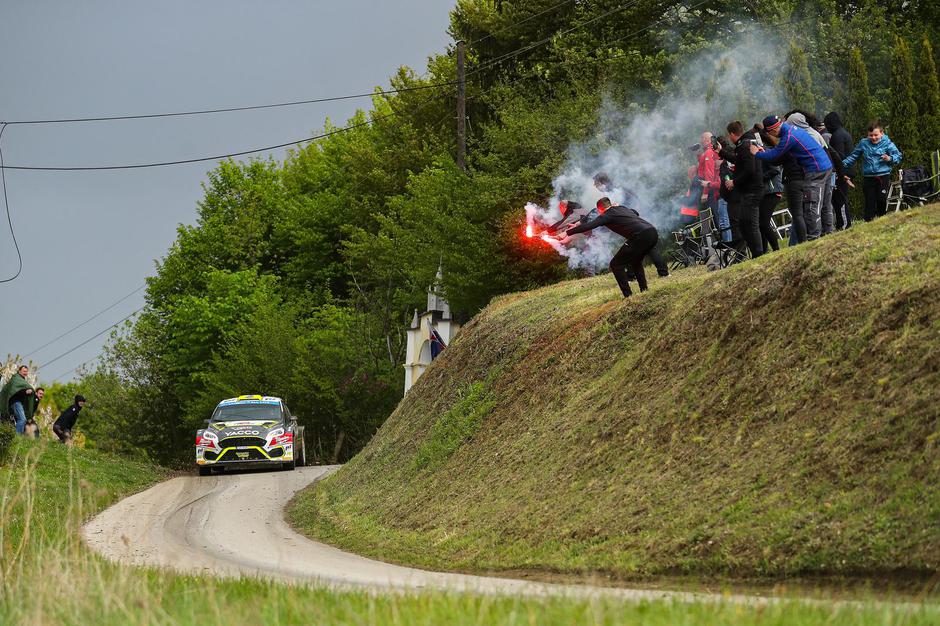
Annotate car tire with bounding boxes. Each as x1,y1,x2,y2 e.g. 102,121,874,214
283,460,295,471
198,466,211,476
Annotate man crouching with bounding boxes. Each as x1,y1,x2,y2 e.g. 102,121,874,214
560,197,660,297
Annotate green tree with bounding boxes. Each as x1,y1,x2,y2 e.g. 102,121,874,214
916,36,940,156
889,37,921,163
845,47,873,142
784,41,815,113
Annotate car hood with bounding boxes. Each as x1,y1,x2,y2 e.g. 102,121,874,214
206,420,283,438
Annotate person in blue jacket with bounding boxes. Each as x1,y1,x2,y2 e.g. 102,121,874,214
841,121,903,222
750,115,833,241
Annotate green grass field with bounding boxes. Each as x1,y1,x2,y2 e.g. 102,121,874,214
289,207,940,594
1,437,936,624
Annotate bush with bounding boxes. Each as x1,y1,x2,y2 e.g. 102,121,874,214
0,422,15,465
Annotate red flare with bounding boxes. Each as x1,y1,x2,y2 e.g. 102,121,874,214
525,224,534,238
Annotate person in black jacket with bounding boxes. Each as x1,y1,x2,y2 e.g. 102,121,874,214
562,197,659,297
824,111,854,229
53,394,86,444
718,121,764,258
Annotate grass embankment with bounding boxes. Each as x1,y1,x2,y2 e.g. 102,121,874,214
7,439,930,624
290,207,940,592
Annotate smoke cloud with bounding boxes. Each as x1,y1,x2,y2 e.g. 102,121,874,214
527,25,787,271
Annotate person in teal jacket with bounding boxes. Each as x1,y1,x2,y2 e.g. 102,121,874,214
842,121,902,221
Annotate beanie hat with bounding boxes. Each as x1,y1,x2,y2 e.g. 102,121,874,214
75,394,86,404
762,115,782,132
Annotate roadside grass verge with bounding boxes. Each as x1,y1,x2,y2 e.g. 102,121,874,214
1,439,936,624
289,207,940,592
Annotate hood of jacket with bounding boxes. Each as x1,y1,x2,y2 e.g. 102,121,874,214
787,113,826,147
824,112,843,133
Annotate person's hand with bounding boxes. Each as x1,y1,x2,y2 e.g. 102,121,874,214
25,389,32,394
881,154,892,162
749,144,762,155
724,179,734,190
845,176,856,189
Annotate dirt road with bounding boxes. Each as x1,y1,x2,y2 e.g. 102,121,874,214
80,466,758,601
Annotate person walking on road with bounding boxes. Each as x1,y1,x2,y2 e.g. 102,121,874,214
1,365,35,435
53,394,86,444
561,197,660,297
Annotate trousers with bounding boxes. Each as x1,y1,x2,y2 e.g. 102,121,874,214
610,228,659,297
863,175,891,221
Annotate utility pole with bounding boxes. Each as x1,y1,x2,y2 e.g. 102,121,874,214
456,40,467,172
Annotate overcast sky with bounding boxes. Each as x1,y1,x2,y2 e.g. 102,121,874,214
0,0,454,382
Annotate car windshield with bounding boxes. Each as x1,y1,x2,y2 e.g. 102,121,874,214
211,403,281,422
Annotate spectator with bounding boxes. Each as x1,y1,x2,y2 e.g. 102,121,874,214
824,111,855,229
716,137,734,243
842,121,903,221
756,124,783,252
696,131,722,233
24,387,44,439
720,121,764,258
593,172,669,277
0,365,35,435
53,395,86,444
786,112,836,235
752,115,833,241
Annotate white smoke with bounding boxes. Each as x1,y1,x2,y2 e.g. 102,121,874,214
527,25,787,271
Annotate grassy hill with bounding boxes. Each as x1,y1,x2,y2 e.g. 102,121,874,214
290,207,940,587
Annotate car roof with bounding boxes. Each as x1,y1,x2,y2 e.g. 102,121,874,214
216,395,282,407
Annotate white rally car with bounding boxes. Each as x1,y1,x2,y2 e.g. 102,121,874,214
195,395,306,475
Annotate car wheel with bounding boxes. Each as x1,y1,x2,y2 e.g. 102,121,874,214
198,466,211,476
283,460,296,471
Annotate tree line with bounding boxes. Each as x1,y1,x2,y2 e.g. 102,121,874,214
70,0,938,466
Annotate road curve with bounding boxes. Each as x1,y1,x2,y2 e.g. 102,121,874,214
81,466,754,602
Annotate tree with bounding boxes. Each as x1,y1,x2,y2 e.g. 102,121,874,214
889,37,921,163
916,36,940,156
845,48,872,143
784,41,815,113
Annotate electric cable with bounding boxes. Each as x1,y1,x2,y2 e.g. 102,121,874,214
38,306,144,371
0,114,390,171
469,1,644,75
468,0,577,46
0,123,23,283
0,82,460,126
27,284,145,355
51,358,96,383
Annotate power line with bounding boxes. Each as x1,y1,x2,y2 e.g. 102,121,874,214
0,123,23,283
0,82,459,126
470,1,644,75
38,306,143,371
468,0,577,46
51,358,96,383
27,284,145,356
0,114,390,171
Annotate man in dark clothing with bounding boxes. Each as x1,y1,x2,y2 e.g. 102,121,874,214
719,121,764,258
593,172,669,277
824,112,854,229
562,197,659,297
53,394,86,444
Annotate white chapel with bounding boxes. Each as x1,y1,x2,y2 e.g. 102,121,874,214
403,266,461,394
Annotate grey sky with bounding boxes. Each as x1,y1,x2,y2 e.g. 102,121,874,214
0,0,454,382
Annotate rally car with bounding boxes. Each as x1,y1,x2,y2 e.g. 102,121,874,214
195,395,306,475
